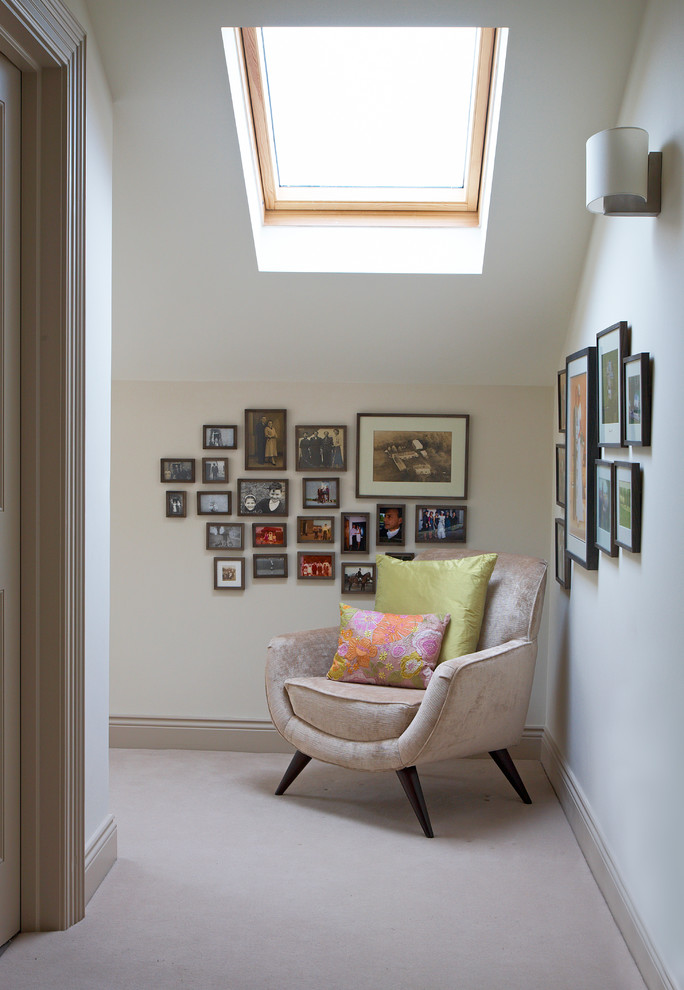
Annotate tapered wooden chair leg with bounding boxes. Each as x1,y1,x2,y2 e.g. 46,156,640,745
275,749,312,795
396,766,434,837
489,748,532,804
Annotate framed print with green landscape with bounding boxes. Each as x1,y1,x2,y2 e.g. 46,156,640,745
595,460,618,557
597,321,628,447
565,347,599,570
614,461,642,553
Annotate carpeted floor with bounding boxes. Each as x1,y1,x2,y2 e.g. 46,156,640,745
1,749,647,989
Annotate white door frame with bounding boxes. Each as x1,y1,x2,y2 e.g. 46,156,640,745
0,0,86,930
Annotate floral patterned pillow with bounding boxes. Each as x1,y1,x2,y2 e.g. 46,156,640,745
327,603,451,689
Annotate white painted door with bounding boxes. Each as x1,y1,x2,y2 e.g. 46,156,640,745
0,50,21,946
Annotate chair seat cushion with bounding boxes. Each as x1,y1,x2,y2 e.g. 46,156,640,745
285,676,425,743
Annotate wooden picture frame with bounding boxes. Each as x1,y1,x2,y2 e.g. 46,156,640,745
623,353,652,446
597,321,629,447
297,552,335,580
614,461,642,553
244,409,286,470
165,491,187,517
595,460,618,557
296,516,335,543
253,553,288,579
375,504,406,546
237,479,288,516
203,425,237,449
555,518,571,589
197,491,232,516
252,522,287,548
295,425,347,471
565,347,599,570
341,512,370,554
160,458,195,483
555,444,566,508
206,522,244,550
213,557,245,590
341,562,377,595
302,477,340,508
414,504,466,544
384,552,415,561
356,413,469,499
557,369,567,433
202,457,229,484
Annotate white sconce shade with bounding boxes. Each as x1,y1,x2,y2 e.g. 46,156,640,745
586,126,661,216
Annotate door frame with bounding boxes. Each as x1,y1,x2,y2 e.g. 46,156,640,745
0,0,86,930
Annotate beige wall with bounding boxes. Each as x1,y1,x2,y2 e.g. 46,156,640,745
111,380,552,724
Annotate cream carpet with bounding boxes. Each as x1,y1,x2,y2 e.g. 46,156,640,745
1,749,646,990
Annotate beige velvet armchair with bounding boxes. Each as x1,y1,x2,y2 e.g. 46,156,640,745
266,549,547,837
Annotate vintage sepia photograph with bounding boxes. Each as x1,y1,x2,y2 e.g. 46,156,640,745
341,562,376,595
295,426,347,471
165,491,187,517
297,552,335,580
302,477,340,508
205,523,243,550
160,458,195,483
253,554,288,579
415,505,466,544
202,457,229,483
342,512,370,553
213,557,245,590
197,491,232,515
237,479,288,516
203,425,237,449
244,409,287,470
296,516,334,543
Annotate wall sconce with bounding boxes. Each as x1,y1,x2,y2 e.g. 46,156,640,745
586,126,661,216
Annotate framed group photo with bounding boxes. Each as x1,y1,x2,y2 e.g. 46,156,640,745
341,562,376,595
295,425,347,471
597,321,628,447
296,516,334,543
252,523,287,547
206,522,244,550
415,505,466,544
244,409,287,470
297,552,335,580
565,347,599,570
160,458,195,483
237,479,288,516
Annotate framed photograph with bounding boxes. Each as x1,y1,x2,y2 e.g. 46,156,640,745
557,369,567,433
341,562,377,595
252,522,287,548
595,460,618,557
165,491,187,517
197,491,232,515
297,552,335,580
296,516,335,543
237,479,288,516
356,413,469,499
295,425,347,471
253,554,288,579
302,477,340,508
244,409,286,470
206,522,244,550
202,457,229,484
213,557,245,590
341,512,370,554
597,321,629,447
555,444,566,508
203,425,237,449
376,504,406,546
614,461,642,553
160,458,195,483
385,552,415,561
623,353,652,446
565,347,599,570
415,505,466,544
555,518,571,590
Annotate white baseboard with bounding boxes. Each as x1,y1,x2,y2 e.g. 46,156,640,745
541,731,675,990
85,814,118,905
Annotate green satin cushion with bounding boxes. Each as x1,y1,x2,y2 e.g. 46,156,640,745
374,553,498,662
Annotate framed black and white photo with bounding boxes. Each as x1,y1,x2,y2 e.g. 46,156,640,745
597,321,629,447
555,518,571,589
295,425,347,471
160,458,195,483
202,457,229,484
556,444,566,508
595,460,618,557
341,512,370,554
244,409,286,470
237,479,288,516
414,505,466,544
203,425,237,449
165,491,187,517
253,554,288,579
623,353,652,446
213,557,245,590
296,516,335,543
197,491,232,515
615,461,642,553
565,347,599,570
206,522,244,550
341,562,376,595
302,477,340,508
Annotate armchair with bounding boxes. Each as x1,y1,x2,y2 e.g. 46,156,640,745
266,549,547,837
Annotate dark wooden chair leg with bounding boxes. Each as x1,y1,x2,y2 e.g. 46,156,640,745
275,750,312,795
489,748,532,804
396,766,434,838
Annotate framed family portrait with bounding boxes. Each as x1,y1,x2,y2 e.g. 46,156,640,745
253,554,288,579
206,522,244,550
555,518,571,589
356,413,469,499
341,562,376,595
302,477,340,508
565,347,599,570
597,321,629,447
165,491,187,517
595,460,618,557
213,557,245,590
244,409,286,470
252,522,287,547
295,425,347,471
197,491,232,516
237,479,288,516
203,425,237,449
160,458,195,483
297,552,335,580
341,512,370,554
202,457,229,484
376,504,406,546
555,444,566,508
623,353,652,446
557,369,567,433
296,516,334,543
615,461,642,553
415,505,466,544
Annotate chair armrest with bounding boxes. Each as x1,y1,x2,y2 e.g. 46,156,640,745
266,626,338,734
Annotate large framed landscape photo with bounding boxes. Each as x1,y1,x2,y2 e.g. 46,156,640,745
565,347,599,570
356,413,469,499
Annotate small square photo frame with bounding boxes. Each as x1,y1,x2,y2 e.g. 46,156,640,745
376,504,406,546
160,458,195,483
557,369,567,433
202,457,229,484
597,321,629,447
253,554,288,579
555,444,566,508
614,461,642,553
213,557,245,591
296,516,334,543
206,522,244,550
302,477,340,508
623,353,652,446
341,562,376,595
595,460,618,557
203,425,237,449
165,491,187,517
237,479,288,516
244,409,287,470
297,552,335,580
197,491,232,516
555,518,571,590
342,512,370,553
295,426,347,471
252,522,287,548
415,505,466,544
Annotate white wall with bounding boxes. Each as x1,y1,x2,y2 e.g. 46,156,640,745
546,0,684,985
111,380,552,724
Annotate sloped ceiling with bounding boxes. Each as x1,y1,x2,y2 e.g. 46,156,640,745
84,0,645,385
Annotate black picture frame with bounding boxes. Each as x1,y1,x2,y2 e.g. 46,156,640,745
623,353,652,447
595,460,618,557
555,518,571,589
555,444,566,508
565,346,599,570
597,321,629,447
557,369,567,433
614,461,642,553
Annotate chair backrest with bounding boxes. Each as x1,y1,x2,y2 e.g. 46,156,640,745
414,549,547,651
